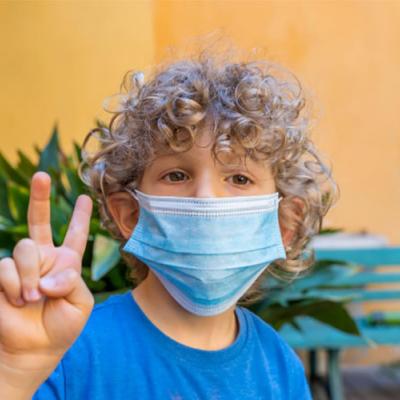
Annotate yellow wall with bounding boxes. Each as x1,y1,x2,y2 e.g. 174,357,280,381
1,1,399,244
0,0,154,160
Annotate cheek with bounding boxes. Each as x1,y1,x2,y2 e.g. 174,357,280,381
137,174,162,195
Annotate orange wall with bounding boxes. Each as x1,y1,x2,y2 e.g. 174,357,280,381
1,1,399,243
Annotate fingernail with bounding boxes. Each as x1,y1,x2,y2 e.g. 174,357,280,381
24,288,41,302
40,276,55,289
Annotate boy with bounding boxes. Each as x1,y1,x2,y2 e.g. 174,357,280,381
0,51,335,399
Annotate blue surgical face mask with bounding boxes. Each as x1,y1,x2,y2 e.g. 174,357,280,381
122,189,286,316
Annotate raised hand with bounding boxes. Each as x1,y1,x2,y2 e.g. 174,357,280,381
0,171,94,372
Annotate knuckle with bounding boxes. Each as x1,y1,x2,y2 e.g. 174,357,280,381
19,270,40,285
64,268,78,282
13,250,41,276
13,238,34,256
19,273,39,293
0,266,20,296
84,292,95,310
70,267,79,277
0,256,13,266
17,237,34,248
0,257,15,272
21,277,37,288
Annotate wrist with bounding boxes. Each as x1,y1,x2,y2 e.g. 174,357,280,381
0,351,63,399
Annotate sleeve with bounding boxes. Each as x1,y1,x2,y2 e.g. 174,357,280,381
291,360,313,400
32,359,66,400
277,336,313,400
287,347,313,400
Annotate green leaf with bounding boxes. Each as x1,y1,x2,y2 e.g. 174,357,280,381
34,144,42,157
259,299,361,335
50,194,73,245
319,227,343,235
82,267,107,291
3,224,28,236
0,175,13,221
93,288,130,304
38,124,61,175
61,163,85,202
303,300,360,335
0,231,14,248
0,248,12,258
0,216,13,231
290,319,302,332
16,150,37,179
0,152,28,186
73,141,82,163
8,182,29,224
105,265,127,289
91,234,121,281
256,262,361,310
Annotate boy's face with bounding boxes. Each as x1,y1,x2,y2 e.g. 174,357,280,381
138,130,276,198
107,129,293,243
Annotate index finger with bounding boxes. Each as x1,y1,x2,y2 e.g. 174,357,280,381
62,194,93,257
27,171,53,245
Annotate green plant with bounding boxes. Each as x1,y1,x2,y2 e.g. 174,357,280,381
0,125,131,302
250,259,361,335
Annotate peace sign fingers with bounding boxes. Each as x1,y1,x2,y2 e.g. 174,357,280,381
62,194,93,259
28,172,54,246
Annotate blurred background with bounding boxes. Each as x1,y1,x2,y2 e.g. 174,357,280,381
1,1,400,398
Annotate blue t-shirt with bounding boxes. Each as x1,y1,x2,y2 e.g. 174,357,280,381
33,290,312,399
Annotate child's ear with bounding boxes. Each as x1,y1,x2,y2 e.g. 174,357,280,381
278,196,305,248
106,192,139,240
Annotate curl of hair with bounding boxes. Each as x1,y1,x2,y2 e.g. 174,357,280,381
79,49,338,306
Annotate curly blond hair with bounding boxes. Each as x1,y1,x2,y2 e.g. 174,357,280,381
79,48,337,306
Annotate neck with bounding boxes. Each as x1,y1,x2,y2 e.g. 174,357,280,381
132,270,239,351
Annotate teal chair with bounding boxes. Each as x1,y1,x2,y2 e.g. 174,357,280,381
279,246,400,400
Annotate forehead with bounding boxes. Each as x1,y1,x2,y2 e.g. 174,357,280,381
152,130,272,175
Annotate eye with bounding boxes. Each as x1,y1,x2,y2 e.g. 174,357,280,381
161,171,188,182
229,174,253,186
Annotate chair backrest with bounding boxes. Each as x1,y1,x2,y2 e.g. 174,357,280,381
310,246,400,302
315,247,400,267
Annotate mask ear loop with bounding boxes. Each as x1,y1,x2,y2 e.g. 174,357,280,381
126,188,139,201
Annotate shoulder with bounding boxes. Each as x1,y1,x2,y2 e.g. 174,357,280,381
239,306,311,398
81,291,130,332
240,306,297,355
63,291,134,357
88,291,131,323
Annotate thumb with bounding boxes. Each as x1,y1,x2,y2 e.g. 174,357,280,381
39,269,94,312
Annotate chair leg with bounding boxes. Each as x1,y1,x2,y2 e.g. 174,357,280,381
327,349,344,400
309,350,318,382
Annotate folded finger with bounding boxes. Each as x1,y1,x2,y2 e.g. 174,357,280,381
13,238,42,303
0,257,25,307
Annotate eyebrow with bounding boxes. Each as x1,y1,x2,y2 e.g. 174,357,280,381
155,150,250,166
158,155,266,179
154,149,189,159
